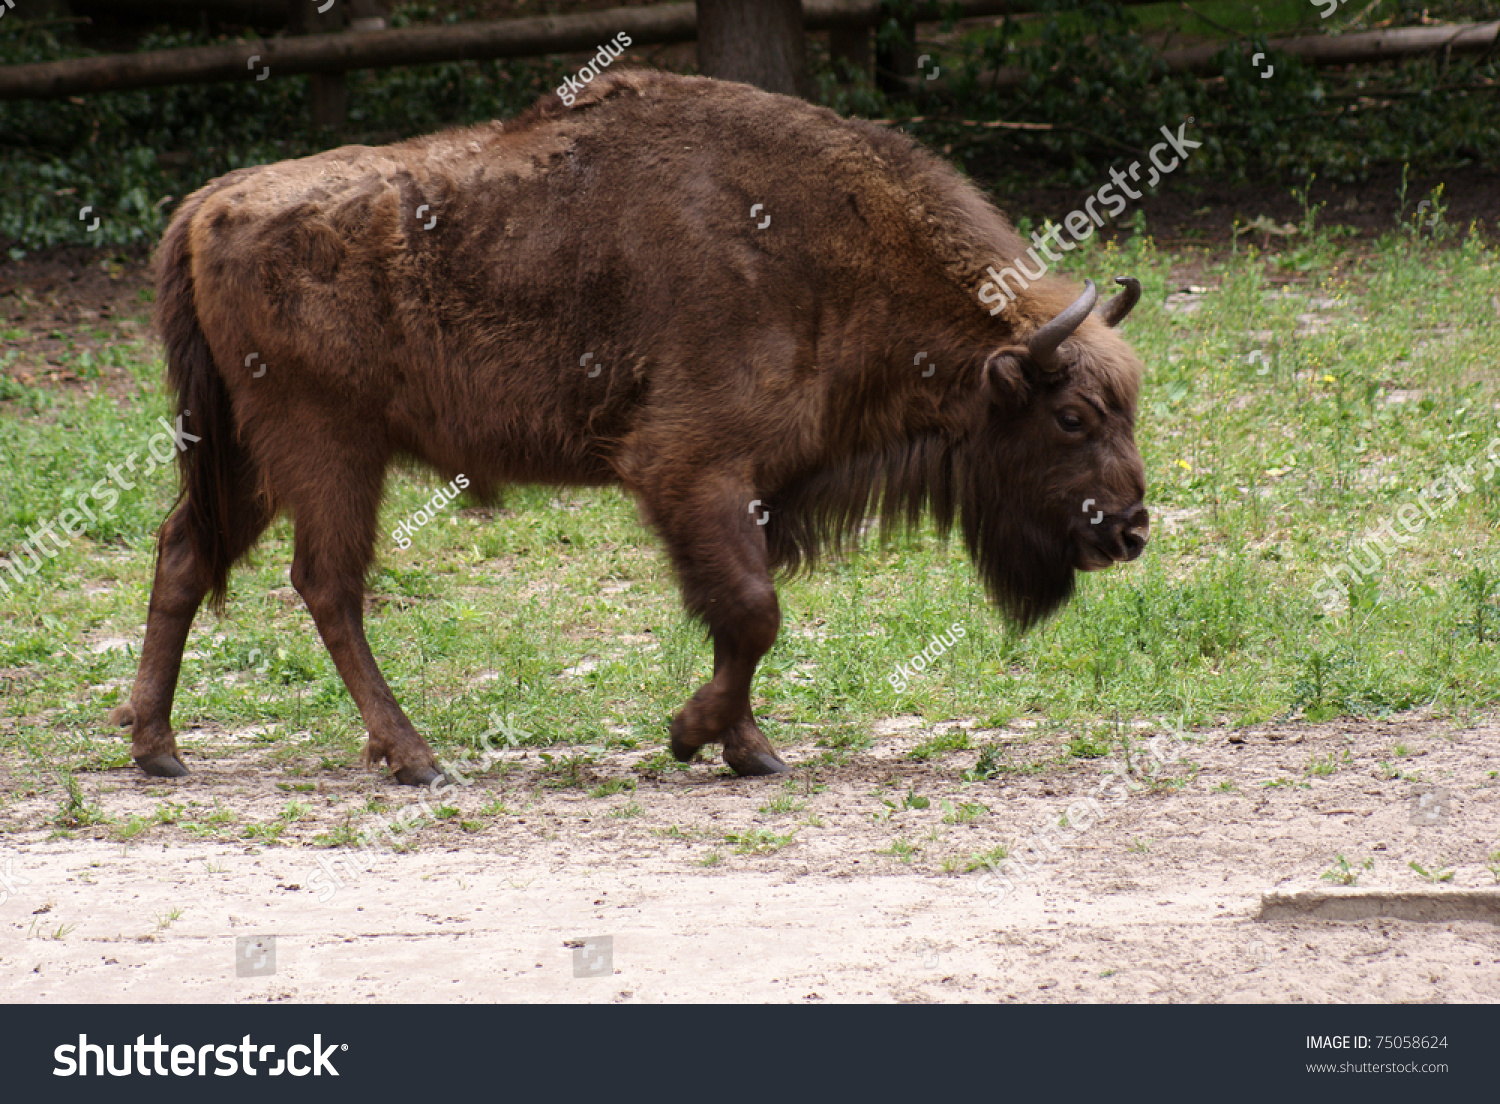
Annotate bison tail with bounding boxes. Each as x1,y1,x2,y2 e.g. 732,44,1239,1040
155,202,258,614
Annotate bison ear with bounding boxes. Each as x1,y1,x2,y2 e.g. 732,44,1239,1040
982,348,1030,408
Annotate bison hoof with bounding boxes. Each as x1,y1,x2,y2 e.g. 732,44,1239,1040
668,715,708,763
393,763,445,787
669,733,703,763
723,743,790,777
135,753,189,778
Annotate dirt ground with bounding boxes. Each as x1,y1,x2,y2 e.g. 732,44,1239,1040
1,710,1496,1003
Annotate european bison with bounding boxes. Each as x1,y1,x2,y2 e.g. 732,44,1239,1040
111,69,1149,785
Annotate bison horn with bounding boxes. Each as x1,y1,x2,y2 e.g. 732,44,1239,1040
1096,276,1141,327
1027,279,1097,370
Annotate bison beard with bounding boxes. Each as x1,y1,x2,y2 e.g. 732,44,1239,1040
768,432,1075,630
958,450,1079,630
110,69,1148,785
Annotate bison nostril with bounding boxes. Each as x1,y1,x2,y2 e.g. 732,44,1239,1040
1120,528,1147,560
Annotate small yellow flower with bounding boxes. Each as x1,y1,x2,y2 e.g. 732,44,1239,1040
1176,459,1192,471
1321,374,1337,383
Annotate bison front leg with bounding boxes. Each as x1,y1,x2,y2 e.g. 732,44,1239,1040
649,476,789,776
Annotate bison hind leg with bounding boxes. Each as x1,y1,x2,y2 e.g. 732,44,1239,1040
114,495,263,780
276,437,444,787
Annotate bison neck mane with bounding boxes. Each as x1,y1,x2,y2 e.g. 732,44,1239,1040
765,430,1075,630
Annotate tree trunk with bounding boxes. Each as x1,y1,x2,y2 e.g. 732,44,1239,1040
875,11,915,96
696,0,807,97
290,0,346,129
829,25,872,81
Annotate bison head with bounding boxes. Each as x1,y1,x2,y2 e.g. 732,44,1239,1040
963,277,1149,628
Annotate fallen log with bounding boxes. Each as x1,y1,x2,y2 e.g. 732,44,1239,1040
948,20,1500,90
0,5,693,100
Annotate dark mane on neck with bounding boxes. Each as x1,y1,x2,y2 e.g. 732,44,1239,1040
766,429,1075,629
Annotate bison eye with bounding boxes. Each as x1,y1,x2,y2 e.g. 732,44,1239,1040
1056,411,1085,432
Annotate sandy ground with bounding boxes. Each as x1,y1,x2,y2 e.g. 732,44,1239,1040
1,710,1497,1003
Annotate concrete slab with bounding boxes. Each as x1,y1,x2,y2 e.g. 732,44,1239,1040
1259,889,1500,924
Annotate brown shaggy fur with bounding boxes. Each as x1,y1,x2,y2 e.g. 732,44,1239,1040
113,69,1150,785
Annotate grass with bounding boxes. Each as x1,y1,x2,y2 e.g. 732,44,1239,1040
1066,730,1115,759
1305,751,1347,778
908,728,970,761
1408,861,1455,884
880,838,921,864
964,845,1011,872
589,778,635,799
941,799,988,825
182,805,239,839
1320,854,1373,886
879,789,931,817
759,792,807,817
962,745,1005,782
28,917,76,941
724,829,798,855
537,750,602,789
3,203,1500,793
115,815,151,843
50,774,107,830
